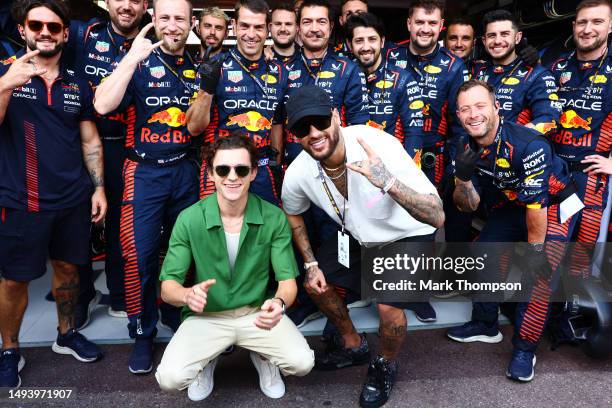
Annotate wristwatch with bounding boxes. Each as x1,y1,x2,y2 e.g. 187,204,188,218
273,297,286,315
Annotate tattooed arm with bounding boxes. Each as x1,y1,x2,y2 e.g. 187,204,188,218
453,178,480,213
347,137,445,228
285,213,328,294
80,120,107,223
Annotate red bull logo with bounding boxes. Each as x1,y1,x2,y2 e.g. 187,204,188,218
366,120,387,130
503,190,518,201
559,110,592,131
227,111,272,132
422,104,431,116
148,107,186,128
534,120,557,134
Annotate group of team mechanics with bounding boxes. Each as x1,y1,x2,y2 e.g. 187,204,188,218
0,0,610,406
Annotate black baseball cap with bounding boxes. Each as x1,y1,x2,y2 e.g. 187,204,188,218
286,85,333,130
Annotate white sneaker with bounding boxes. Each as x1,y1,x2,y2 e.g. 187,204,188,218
249,351,285,399
187,357,219,401
107,307,128,318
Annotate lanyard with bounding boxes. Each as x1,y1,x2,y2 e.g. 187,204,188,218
230,49,270,98
475,118,504,180
152,49,194,93
301,49,327,86
366,59,389,106
561,48,608,98
316,161,347,232
105,25,130,54
481,58,523,97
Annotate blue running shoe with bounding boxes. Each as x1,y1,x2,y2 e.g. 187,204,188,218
129,338,153,374
446,320,503,343
506,349,536,382
0,349,25,389
52,329,103,362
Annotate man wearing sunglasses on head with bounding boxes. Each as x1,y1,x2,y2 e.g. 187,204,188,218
281,85,444,408
0,0,106,390
94,0,200,375
156,133,313,401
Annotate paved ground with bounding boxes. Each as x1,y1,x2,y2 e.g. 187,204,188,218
3,326,612,407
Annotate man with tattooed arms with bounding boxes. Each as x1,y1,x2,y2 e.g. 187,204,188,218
0,0,106,389
281,85,444,408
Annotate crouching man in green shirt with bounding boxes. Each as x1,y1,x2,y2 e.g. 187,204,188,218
155,134,314,401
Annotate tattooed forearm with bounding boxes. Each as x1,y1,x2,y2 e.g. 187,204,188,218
379,315,407,360
287,214,316,262
83,144,104,187
388,180,445,228
453,180,480,212
308,289,357,336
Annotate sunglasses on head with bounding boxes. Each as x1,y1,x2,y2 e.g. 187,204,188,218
26,20,64,35
291,115,332,138
214,165,252,178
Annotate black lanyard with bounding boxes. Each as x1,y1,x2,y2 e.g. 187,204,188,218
230,49,270,98
561,48,608,99
480,58,523,97
366,59,389,106
301,49,328,86
316,160,347,232
152,49,194,93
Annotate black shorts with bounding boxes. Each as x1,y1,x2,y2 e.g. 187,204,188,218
0,202,91,282
316,231,435,308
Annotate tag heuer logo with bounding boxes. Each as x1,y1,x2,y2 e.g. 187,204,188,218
95,41,109,53
289,70,301,81
560,71,571,84
150,66,166,79
228,71,243,83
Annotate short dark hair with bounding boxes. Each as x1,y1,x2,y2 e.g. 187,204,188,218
576,0,611,15
204,133,259,169
298,0,332,22
482,9,519,33
12,0,70,26
445,16,474,30
345,12,385,41
341,0,368,8
272,1,296,13
235,0,271,24
456,79,496,102
408,0,445,18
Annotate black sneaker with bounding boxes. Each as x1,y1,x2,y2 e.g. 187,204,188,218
359,356,398,408
405,302,437,322
129,338,153,374
0,348,25,389
315,333,370,370
75,290,102,330
52,329,103,362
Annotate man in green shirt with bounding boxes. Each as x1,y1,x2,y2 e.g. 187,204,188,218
155,134,314,401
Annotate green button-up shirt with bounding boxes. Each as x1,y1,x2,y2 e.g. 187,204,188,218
159,193,299,319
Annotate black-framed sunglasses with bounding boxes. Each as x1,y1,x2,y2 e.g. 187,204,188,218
290,115,332,138
26,20,64,35
214,165,252,178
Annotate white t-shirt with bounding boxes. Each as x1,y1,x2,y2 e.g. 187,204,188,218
225,231,240,272
282,125,438,246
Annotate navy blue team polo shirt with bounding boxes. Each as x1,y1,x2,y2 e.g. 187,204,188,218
0,50,94,212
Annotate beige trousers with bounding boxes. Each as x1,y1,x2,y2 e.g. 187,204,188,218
155,306,314,391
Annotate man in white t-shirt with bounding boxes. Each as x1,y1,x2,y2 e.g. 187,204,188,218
281,85,444,408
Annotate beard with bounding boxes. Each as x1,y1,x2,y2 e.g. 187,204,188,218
201,38,223,53
358,51,380,69
575,33,608,54
411,34,436,52
111,11,140,35
156,29,188,53
490,42,516,63
26,37,63,58
273,32,295,49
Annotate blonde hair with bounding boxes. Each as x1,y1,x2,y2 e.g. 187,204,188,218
199,7,230,23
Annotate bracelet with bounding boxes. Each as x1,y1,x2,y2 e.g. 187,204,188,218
382,176,396,194
303,261,318,270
